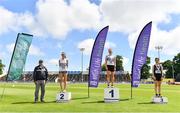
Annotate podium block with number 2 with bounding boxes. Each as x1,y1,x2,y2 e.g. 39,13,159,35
56,92,71,103
104,88,119,103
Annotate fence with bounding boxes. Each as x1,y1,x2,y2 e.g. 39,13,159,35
0,71,130,83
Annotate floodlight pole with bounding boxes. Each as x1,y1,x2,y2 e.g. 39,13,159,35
80,48,85,83
172,63,175,80
155,46,163,59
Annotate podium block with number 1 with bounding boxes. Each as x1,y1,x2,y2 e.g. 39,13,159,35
104,88,119,103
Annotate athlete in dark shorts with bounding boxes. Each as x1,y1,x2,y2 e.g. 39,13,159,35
105,48,116,88
152,58,164,97
107,65,115,72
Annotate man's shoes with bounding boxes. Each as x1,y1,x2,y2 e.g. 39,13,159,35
41,100,45,103
34,100,38,103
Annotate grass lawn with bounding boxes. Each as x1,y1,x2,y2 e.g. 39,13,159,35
0,82,180,112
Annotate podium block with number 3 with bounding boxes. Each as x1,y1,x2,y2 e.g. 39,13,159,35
104,88,119,103
56,92,71,103
152,96,168,104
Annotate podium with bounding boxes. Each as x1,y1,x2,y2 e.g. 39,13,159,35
152,96,168,104
56,92,71,103
104,88,119,103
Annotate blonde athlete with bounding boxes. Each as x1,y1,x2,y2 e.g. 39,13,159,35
105,48,116,88
59,52,68,92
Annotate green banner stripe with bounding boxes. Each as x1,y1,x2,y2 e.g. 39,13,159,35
8,33,33,80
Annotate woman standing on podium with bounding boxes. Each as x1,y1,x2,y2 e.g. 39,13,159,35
152,58,164,97
59,52,68,92
105,48,116,88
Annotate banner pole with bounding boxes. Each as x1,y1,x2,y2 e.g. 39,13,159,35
88,26,109,98
130,22,152,100
131,74,133,99
0,83,6,100
88,71,90,98
6,33,20,81
88,84,90,98
1,33,20,100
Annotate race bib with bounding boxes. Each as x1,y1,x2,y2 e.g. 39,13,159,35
155,70,161,74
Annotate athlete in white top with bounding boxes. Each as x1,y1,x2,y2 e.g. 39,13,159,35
106,54,116,66
105,48,116,88
59,57,68,72
59,52,68,92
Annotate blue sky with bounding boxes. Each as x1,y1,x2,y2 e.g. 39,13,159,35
0,0,180,72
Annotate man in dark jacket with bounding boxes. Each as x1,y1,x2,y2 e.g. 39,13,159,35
33,60,48,103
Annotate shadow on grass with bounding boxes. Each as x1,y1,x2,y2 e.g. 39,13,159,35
120,98,130,101
12,101,56,104
82,101,104,104
138,102,153,104
82,98,130,104
72,97,89,100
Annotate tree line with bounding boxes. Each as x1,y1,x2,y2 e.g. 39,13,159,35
0,59,5,75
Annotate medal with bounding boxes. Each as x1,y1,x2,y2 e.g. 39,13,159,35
155,64,161,74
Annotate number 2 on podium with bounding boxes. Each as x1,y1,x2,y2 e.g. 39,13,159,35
60,94,64,99
109,90,114,98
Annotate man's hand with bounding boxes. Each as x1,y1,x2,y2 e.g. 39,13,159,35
34,81,37,84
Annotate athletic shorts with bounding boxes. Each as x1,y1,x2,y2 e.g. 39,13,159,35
107,65,115,72
155,74,162,81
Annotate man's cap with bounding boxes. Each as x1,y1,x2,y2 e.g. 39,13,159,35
39,59,43,63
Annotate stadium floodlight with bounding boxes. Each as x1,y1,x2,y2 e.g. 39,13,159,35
155,46,163,59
